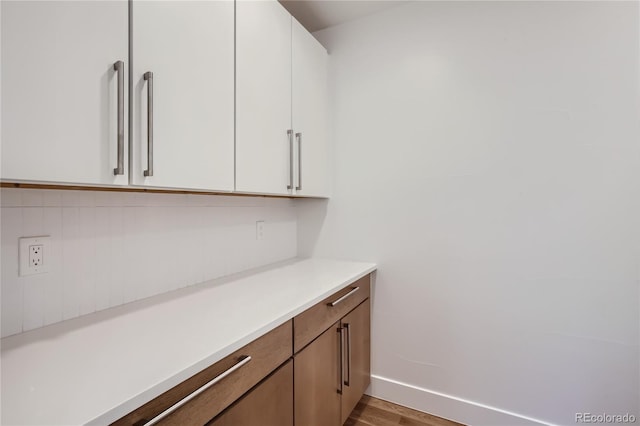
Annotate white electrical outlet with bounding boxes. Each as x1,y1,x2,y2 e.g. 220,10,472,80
19,236,50,276
256,221,265,240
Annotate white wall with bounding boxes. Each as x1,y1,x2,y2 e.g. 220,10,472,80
1,188,297,337
305,2,640,425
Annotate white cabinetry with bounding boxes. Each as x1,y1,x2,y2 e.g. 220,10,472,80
1,1,129,186
131,0,234,191
236,0,293,195
236,0,330,197
292,18,330,197
2,0,327,197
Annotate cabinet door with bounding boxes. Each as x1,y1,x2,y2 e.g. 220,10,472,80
210,360,293,426
340,300,371,424
292,18,330,197
131,0,234,191
294,322,342,426
236,0,293,195
1,1,128,185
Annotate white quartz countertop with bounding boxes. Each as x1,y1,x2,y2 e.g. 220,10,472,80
1,258,376,426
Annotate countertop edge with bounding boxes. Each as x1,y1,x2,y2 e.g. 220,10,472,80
87,263,377,425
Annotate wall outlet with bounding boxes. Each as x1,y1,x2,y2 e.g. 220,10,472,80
256,221,265,240
19,236,50,276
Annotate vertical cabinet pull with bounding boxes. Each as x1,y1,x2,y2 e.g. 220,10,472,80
287,129,293,190
337,327,344,395
113,60,125,176
143,72,154,177
295,132,302,191
344,323,352,386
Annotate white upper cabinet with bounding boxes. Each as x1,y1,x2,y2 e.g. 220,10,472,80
236,1,330,197
292,18,330,197
2,0,327,197
130,0,234,191
1,1,129,186
236,0,293,195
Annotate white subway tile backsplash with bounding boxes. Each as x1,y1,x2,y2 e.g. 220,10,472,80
1,188,23,207
0,188,300,338
61,207,81,321
1,208,24,336
22,190,44,207
41,190,63,207
94,191,123,207
108,207,125,308
22,275,46,331
42,208,63,326
62,190,95,207
94,208,111,312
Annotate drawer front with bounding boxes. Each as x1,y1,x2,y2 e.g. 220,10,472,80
112,321,292,426
209,360,293,426
293,274,370,353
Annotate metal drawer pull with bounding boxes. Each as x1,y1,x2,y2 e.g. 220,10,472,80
143,355,252,426
287,129,293,190
143,71,154,177
113,60,125,176
295,132,302,191
337,327,344,395
344,323,351,386
328,287,360,307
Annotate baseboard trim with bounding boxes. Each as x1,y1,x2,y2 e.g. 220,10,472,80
368,375,558,426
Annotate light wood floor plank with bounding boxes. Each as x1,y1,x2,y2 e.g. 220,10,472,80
346,395,464,426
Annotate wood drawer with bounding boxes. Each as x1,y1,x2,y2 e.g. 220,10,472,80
209,360,293,426
293,274,370,353
112,321,292,426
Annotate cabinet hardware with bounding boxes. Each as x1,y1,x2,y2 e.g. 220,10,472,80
142,355,252,426
337,327,344,395
287,129,293,190
113,60,125,176
327,287,360,307
344,323,351,386
295,132,302,191
143,72,154,177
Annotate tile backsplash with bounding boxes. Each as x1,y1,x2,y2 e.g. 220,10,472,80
0,188,297,337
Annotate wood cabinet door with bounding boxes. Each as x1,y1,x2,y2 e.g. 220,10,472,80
294,321,342,426
340,300,371,424
236,0,293,195
1,0,129,186
210,360,293,426
131,0,234,191
292,17,330,197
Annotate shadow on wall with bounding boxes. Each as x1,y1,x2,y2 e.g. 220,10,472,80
296,198,328,258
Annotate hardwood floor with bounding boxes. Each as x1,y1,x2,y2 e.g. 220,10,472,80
344,395,464,426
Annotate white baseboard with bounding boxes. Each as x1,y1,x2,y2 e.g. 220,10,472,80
368,375,558,426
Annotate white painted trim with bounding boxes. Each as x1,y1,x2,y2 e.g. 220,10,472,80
368,375,559,426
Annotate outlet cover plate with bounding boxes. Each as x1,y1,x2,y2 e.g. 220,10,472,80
19,236,51,276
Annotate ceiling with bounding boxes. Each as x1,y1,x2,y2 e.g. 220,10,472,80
279,0,409,33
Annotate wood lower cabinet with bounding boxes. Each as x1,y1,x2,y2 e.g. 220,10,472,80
294,275,372,426
294,322,342,426
210,360,293,426
112,321,292,426
340,300,371,424
113,274,371,426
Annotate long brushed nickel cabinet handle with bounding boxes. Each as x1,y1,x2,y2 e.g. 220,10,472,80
337,327,344,395
295,132,302,191
113,60,125,176
143,355,252,426
344,323,351,386
287,129,293,190
143,71,154,177
327,287,360,307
